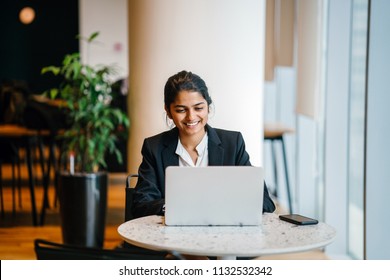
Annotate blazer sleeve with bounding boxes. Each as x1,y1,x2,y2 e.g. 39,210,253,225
262,181,276,213
131,139,165,219
235,132,251,166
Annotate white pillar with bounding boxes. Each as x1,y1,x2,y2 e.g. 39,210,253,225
128,0,266,173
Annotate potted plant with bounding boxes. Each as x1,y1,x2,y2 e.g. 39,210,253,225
41,32,129,248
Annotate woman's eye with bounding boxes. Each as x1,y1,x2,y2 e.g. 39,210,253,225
195,107,204,111
175,109,186,113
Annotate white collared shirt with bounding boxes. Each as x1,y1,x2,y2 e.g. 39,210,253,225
175,132,209,167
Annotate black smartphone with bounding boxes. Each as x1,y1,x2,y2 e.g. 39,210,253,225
279,214,318,225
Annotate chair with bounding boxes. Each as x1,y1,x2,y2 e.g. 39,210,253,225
264,122,294,214
0,124,43,225
34,238,181,260
114,174,173,258
124,174,138,221
0,140,21,216
117,174,166,257
23,98,68,225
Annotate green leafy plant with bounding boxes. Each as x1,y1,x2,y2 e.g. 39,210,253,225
41,32,129,173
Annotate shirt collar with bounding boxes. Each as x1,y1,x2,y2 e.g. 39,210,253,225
195,132,208,157
175,132,209,165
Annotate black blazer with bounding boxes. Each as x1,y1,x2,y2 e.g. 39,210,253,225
132,124,276,219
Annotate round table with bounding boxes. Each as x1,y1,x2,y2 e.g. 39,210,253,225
118,213,336,260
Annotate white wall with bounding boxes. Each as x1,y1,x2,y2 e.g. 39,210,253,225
79,0,128,80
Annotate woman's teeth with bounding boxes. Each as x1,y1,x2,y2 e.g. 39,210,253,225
186,121,199,126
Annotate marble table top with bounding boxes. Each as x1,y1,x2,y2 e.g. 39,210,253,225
117,213,336,259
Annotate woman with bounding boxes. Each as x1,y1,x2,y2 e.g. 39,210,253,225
132,70,275,219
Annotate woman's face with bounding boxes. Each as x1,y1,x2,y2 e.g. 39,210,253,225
166,90,209,139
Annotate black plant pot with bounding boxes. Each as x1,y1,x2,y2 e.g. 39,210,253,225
58,171,108,248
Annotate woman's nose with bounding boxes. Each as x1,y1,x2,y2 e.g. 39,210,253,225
186,109,195,119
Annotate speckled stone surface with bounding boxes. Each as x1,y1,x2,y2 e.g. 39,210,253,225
118,213,336,258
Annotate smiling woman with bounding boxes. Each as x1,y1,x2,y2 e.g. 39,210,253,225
131,70,276,220
164,72,210,165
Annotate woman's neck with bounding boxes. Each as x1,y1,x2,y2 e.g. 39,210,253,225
179,129,206,151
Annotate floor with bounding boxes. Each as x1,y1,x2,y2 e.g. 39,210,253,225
0,164,328,260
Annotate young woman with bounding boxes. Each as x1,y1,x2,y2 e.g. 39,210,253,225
132,70,275,219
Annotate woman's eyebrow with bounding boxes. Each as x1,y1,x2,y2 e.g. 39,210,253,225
192,102,206,107
174,104,187,108
174,101,206,108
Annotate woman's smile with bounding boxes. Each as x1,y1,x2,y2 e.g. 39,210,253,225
185,120,200,127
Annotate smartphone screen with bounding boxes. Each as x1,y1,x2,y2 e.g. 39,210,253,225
279,214,318,225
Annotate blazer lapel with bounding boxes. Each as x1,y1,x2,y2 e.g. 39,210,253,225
162,128,179,168
161,125,224,166
207,125,225,165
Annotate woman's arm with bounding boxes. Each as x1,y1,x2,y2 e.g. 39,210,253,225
131,140,165,219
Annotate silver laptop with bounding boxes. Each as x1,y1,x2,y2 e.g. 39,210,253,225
164,166,264,226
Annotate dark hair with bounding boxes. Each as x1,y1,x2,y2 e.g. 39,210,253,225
164,71,213,111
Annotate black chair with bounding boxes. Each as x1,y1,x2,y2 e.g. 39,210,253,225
34,238,180,260
0,140,21,216
124,174,138,221
23,98,69,225
116,174,148,246
114,174,174,259
0,81,56,225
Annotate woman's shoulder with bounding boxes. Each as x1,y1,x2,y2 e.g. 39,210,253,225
213,127,241,135
209,126,242,138
144,127,178,145
207,125,244,144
